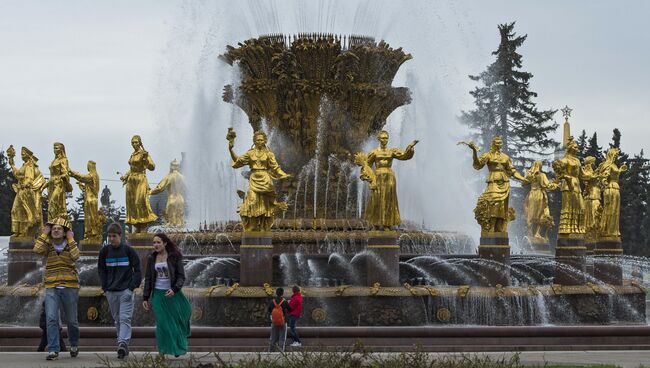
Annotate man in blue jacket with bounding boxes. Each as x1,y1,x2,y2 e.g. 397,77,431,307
98,223,142,359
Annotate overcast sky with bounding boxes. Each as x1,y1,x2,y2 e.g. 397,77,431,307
1,0,648,209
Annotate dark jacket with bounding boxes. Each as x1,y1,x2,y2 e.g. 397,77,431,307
267,296,292,317
143,252,186,301
98,243,142,291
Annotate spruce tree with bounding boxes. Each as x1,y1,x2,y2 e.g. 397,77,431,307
619,150,649,256
0,150,16,235
576,129,588,160
461,22,558,169
584,132,604,166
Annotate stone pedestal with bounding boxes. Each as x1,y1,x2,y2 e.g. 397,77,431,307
594,236,623,285
7,236,39,285
555,235,587,285
366,232,400,287
127,232,155,271
79,241,103,256
529,237,551,254
240,232,273,286
478,232,510,287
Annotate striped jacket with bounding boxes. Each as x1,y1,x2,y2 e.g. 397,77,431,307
33,234,80,289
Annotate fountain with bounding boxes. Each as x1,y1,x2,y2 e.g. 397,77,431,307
0,33,646,329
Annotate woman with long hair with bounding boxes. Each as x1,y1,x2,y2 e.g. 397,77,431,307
120,135,157,233
597,148,627,238
142,233,191,357
47,142,73,221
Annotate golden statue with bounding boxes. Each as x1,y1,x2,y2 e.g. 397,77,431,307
120,135,157,233
227,129,291,232
551,137,585,235
149,159,186,227
47,142,72,221
581,156,601,243
71,160,104,242
459,136,526,234
523,160,556,242
6,145,46,238
597,147,627,239
357,130,417,231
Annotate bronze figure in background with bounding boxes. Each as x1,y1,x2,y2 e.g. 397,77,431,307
120,135,157,233
228,129,292,232
47,142,72,221
597,147,627,239
581,156,602,243
358,130,417,230
523,160,556,243
460,136,526,234
6,145,46,238
71,160,104,242
552,137,585,235
150,159,186,227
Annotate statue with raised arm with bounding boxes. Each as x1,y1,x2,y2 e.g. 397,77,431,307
6,145,46,238
551,137,585,235
356,130,418,231
70,160,104,242
227,129,291,232
597,147,627,239
459,136,527,234
120,135,157,233
47,142,72,221
523,160,556,243
581,156,601,244
149,159,186,227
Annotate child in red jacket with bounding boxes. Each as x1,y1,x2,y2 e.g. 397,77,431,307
288,285,303,347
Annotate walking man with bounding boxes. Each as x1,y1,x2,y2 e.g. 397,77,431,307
98,223,142,359
33,217,80,360
267,287,291,352
288,285,303,347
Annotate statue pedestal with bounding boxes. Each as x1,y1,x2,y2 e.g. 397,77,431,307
240,232,273,286
127,232,154,271
7,236,39,285
555,235,587,285
594,237,623,285
530,237,551,254
79,240,103,256
478,232,510,287
366,232,400,287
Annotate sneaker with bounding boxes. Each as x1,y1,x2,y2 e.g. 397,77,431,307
291,342,302,347
70,346,79,358
46,352,59,360
117,345,126,359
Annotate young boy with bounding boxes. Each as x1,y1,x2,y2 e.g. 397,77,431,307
267,287,291,352
33,217,80,361
98,223,142,359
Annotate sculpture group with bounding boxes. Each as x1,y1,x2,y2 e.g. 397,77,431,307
7,135,186,244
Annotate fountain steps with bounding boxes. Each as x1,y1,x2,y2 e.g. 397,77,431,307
2,326,650,352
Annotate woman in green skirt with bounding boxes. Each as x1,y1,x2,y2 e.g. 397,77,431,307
142,233,191,357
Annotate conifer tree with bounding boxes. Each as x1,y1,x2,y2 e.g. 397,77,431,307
584,132,604,166
619,149,649,256
461,22,558,169
576,129,588,160
0,150,16,235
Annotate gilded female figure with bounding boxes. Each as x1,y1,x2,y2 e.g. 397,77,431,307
460,136,526,234
360,130,418,231
150,159,186,227
47,142,72,221
228,129,291,232
581,156,601,242
6,145,46,238
120,135,158,233
597,148,626,239
523,160,555,242
71,161,103,242
551,137,585,235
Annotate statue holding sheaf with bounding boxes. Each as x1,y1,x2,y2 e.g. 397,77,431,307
6,145,46,238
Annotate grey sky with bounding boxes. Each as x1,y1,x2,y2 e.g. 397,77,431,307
1,0,649,211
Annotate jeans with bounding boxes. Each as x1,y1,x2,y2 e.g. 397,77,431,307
288,315,301,343
45,287,80,353
105,289,135,347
